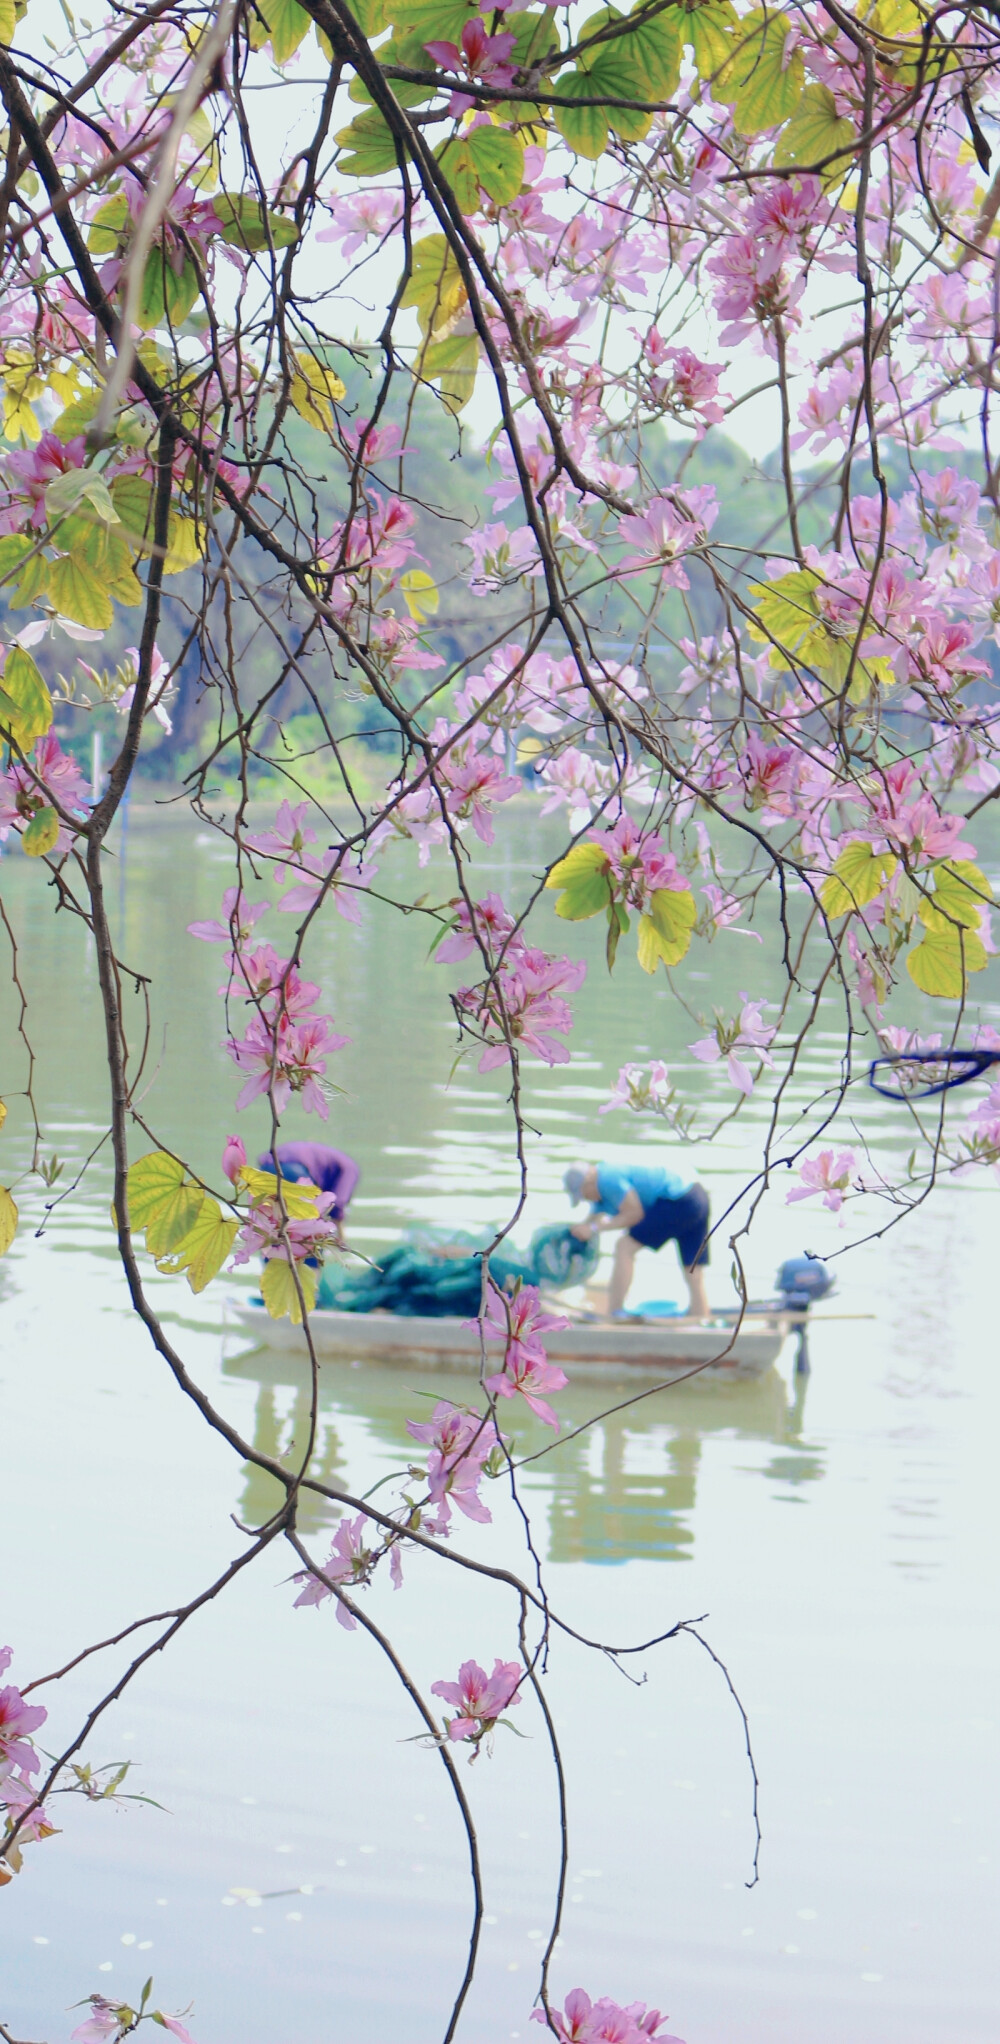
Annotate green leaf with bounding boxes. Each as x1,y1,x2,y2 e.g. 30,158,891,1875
610,6,683,100
46,553,114,628
906,925,988,999
212,194,299,253
747,568,825,660
0,646,53,750
552,70,610,159
126,1151,186,1226
545,841,612,920
467,126,525,205
420,331,479,412
435,135,480,214
336,107,401,178
261,1256,318,1324
257,0,311,63
637,886,697,972
774,83,855,181
400,234,468,340
45,466,119,526
87,194,129,255
684,0,739,77
237,1164,323,1218
918,859,993,933
0,533,32,585
715,8,804,135
50,387,103,441
819,842,898,917
0,1186,17,1258
21,807,60,858
156,1194,239,1292
136,247,200,330
388,0,477,38
545,842,607,889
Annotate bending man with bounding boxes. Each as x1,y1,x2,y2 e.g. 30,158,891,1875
258,1142,359,1249
564,1161,710,1319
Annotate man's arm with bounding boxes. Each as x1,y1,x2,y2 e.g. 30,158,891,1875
572,1188,643,1239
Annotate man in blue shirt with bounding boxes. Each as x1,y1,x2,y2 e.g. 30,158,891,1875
564,1162,710,1319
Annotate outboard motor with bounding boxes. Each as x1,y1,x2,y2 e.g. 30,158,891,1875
775,1256,835,1373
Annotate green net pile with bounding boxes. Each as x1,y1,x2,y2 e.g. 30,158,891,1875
315,1224,598,1317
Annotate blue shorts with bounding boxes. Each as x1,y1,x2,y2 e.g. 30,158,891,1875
629,1183,710,1267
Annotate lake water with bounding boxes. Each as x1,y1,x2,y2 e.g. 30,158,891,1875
1,807,998,2044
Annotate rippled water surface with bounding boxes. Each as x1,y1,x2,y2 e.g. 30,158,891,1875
1,809,998,2044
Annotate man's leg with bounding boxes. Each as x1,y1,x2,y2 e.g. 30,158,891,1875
608,1232,640,1315
683,1260,709,1320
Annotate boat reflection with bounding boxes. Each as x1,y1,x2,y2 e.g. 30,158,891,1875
224,1339,821,1564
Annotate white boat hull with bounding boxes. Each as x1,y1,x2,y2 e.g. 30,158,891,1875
228,1302,793,1378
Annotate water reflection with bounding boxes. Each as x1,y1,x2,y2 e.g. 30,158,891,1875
224,1345,818,1564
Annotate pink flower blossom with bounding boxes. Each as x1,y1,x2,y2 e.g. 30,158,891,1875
459,948,586,1072
221,1134,246,1184
226,1010,350,1117
786,1148,858,1213
531,1989,684,2043
406,1401,501,1529
0,1677,47,1775
616,488,717,587
478,1281,568,1428
435,891,516,965
292,1514,386,1628
424,19,517,116
188,887,270,947
70,1998,123,2043
600,1060,675,1117
690,994,777,1096
430,1657,522,1742
587,816,688,913
0,431,85,531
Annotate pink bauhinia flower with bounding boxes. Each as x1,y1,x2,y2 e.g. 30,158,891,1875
292,1514,380,1629
225,1010,350,1116
587,815,688,912
187,886,270,947
435,891,516,965
424,19,517,115
479,1281,568,1428
430,1656,522,1742
221,1134,246,1184
406,1400,501,1529
531,1988,685,2043
616,487,717,587
786,1148,859,1212
0,1677,47,1775
690,993,777,1095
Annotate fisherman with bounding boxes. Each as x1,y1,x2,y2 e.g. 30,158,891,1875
257,1142,359,1249
564,1161,710,1320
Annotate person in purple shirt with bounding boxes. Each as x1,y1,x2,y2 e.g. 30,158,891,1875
564,1160,710,1319
257,1143,359,1248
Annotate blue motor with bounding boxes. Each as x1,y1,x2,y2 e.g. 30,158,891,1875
776,1256,835,1312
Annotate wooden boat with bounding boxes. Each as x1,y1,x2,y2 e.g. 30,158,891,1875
227,1297,798,1378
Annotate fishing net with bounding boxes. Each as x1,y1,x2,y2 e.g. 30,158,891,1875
315,1224,598,1318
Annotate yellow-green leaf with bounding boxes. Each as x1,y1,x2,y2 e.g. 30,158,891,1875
637,886,698,972
0,1098,7,1131
46,553,114,628
420,332,479,414
237,1164,322,1218
819,842,898,917
906,925,988,999
21,807,60,858
552,71,610,160
400,235,468,342
336,107,401,178
399,569,438,622
774,83,856,183
716,9,804,136
546,841,611,919
288,354,347,432
261,1255,318,1324
918,859,993,934
86,194,129,255
747,568,824,658
212,194,299,253
126,1150,189,1238
467,126,524,205
257,0,311,62
156,1194,239,1292
0,533,32,586
136,247,200,330
0,1186,17,1258
685,0,738,77
0,646,53,750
